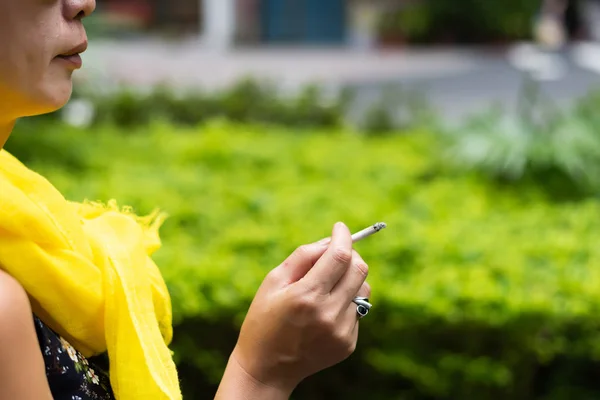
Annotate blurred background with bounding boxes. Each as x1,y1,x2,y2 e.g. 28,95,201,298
9,0,600,399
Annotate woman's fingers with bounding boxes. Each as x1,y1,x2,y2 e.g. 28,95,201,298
345,279,371,327
331,250,369,303
278,240,330,283
356,281,372,301
340,279,372,351
301,222,353,294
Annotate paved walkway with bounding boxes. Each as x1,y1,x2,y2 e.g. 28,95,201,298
82,39,481,90
80,39,600,122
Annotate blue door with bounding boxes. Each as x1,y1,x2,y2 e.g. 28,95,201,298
262,0,346,44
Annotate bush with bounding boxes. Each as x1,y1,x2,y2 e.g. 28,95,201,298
48,79,437,135
379,0,539,43
360,84,438,135
6,119,600,399
62,79,350,130
446,83,600,200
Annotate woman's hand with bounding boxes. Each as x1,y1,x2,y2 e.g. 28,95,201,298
226,222,371,395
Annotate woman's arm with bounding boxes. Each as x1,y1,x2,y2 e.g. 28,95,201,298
0,270,53,400
215,350,295,400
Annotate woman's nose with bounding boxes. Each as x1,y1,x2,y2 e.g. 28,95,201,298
65,0,97,21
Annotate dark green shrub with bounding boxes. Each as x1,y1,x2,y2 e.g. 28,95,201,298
361,85,438,135
67,78,352,130
379,0,539,43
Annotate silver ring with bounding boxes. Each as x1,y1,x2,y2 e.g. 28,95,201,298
353,297,372,319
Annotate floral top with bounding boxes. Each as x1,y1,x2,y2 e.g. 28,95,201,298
33,315,115,400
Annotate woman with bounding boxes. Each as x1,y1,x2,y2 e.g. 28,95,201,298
0,1,371,399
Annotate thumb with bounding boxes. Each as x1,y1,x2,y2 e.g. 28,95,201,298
279,239,330,283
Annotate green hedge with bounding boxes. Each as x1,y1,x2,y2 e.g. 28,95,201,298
55,79,438,135
379,0,539,43
7,119,600,399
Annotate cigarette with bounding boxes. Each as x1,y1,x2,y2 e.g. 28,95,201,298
351,222,387,243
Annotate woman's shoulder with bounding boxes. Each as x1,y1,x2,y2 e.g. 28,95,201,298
0,270,114,399
0,269,32,328
0,268,39,360
0,269,54,399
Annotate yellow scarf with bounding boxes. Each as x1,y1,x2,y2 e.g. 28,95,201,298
0,149,181,399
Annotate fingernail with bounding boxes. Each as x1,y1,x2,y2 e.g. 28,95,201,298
335,222,347,231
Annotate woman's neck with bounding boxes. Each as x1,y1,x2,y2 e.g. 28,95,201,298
0,120,16,150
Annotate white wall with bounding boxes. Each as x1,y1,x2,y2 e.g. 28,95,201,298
201,0,236,50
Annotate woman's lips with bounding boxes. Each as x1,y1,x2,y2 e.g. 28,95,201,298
55,54,83,69
55,41,87,69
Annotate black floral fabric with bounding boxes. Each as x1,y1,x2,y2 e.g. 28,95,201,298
33,315,115,400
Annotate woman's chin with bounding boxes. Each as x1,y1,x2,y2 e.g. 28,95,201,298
26,80,73,117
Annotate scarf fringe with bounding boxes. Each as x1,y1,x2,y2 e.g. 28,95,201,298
79,199,167,228
75,200,168,254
